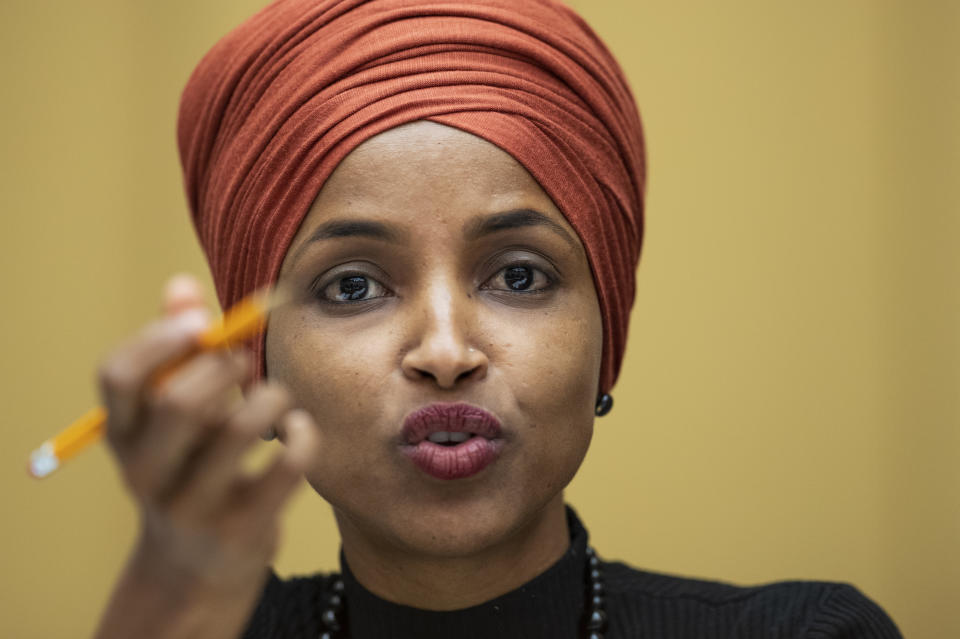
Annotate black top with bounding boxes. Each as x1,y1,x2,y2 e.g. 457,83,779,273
242,507,902,638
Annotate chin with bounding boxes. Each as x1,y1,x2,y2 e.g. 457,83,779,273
332,487,564,560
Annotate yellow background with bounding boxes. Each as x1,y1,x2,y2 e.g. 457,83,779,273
1,1,956,637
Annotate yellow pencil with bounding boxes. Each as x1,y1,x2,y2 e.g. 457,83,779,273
28,283,291,479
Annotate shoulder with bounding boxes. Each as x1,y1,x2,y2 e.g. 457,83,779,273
601,560,902,638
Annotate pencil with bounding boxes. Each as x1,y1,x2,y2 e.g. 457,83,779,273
27,283,291,479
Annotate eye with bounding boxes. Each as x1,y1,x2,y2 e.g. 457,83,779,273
313,273,391,304
483,264,552,293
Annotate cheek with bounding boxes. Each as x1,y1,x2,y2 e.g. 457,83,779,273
498,304,602,410
265,311,395,424
491,308,600,504
493,300,602,464
266,311,400,492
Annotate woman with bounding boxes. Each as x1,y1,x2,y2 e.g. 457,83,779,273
93,1,902,637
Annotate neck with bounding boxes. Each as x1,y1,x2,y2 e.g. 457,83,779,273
336,496,570,611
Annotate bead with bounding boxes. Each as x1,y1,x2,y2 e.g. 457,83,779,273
587,609,607,630
594,393,613,416
321,609,340,632
318,555,613,638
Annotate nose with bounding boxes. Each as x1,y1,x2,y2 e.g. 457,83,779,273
400,282,488,389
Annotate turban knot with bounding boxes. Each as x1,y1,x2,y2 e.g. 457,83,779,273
178,0,646,393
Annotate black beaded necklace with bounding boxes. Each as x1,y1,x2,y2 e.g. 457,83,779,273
317,546,608,639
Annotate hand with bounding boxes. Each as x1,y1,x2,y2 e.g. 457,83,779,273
93,274,320,639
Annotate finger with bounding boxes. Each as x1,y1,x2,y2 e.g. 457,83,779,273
167,383,293,521
242,409,320,523
162,273,207,317
98,310,211,444
125,349,250,499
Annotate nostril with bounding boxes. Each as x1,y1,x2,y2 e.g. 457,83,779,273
413,367,437,382
402,347,487,387
456,366,481,383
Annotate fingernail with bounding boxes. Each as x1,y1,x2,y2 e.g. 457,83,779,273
172,308,211,334
164,273,202,300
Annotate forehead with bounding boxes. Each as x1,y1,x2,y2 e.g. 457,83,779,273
313,120,558,214
278,120,590,277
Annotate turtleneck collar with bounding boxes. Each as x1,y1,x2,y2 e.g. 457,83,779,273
338,506,590,639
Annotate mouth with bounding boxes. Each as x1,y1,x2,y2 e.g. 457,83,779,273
400,402,504,480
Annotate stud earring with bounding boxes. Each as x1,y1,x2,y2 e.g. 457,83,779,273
595,393,613,417
261,426,278,441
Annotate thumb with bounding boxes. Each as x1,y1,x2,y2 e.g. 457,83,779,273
161,273,209,318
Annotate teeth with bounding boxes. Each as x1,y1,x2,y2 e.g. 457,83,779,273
427,431,472,444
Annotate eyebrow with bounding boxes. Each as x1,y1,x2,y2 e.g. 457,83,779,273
290,219,405,266
463,208,578,250
290,207,578,267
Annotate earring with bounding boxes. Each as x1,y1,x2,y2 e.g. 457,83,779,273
595,393,613,417
261,426,278,441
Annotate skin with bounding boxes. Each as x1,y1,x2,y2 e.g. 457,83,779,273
92,120,603,638
94,276,321,639
266,120,604,609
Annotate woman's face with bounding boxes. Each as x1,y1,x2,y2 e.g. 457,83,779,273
266,121,603,558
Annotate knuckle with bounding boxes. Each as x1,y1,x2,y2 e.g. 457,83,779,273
282,409,314,440
234,383,292,429
149,381,236,428
252,384,294,420
223,411,257,439
97,357,137,395
199,391,236,423
208,351,246,385
226,414,269,444
267,383,294,411
209,401,238,428
148,386,198,420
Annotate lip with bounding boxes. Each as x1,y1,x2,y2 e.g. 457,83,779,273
400,402,504,480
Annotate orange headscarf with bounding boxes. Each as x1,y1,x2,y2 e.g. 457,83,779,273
178,0,646,393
